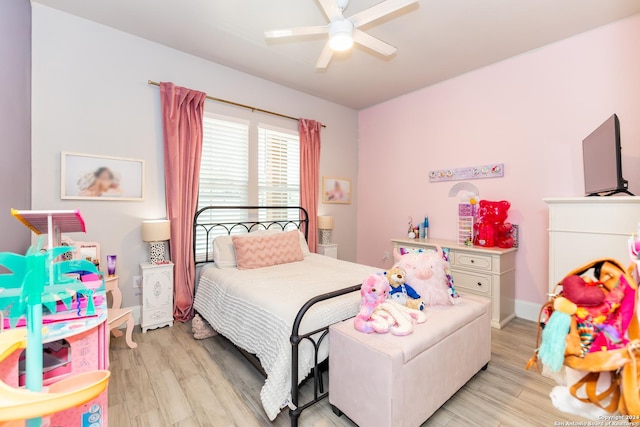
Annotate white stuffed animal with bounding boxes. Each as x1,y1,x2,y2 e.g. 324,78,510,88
393,247,452,306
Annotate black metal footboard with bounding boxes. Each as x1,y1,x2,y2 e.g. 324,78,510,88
289,284,362,427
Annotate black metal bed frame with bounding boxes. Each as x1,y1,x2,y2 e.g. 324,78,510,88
193,206,362,426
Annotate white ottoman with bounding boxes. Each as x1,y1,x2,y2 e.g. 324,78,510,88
329,296,491,427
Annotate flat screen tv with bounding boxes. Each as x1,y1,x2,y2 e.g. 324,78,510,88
582,114,633,196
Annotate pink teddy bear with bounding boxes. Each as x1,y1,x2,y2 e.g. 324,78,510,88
354,274,426,336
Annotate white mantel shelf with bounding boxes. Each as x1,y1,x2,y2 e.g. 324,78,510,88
543,196,640,204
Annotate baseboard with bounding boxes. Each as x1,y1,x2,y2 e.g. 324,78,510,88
515,299,542,323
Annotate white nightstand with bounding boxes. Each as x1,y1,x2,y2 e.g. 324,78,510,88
317,243,339,259
140,262,174,333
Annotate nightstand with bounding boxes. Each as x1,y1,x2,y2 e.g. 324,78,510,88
317,243,339,259
140,262,174,333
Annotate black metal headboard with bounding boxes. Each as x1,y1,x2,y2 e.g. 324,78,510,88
193,206,309,265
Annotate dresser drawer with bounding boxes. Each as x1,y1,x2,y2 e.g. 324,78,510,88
142,306,172,326
455,253,491,271
452,270,491,295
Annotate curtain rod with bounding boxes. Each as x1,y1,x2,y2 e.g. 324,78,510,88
147,80,326,128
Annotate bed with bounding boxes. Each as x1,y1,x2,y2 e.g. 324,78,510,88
192,206,378,425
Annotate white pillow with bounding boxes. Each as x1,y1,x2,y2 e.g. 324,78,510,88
212,229,310,269
212,235,237,269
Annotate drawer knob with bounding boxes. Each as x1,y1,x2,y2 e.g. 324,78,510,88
471,259,475,263
477,282,482,287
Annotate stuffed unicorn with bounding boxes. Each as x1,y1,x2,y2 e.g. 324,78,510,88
393,246,452,306
354,274,426,336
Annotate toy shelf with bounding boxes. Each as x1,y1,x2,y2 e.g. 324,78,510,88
11,209,86,247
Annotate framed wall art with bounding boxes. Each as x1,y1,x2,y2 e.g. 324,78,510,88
61,152,145,201
322,176,351,204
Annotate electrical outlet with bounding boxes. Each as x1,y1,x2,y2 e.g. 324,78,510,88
133,275,142,288
383,251,390,260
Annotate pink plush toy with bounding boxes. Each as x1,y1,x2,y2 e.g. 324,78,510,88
354,274,392,334
393,247,452,306
354,274,426,335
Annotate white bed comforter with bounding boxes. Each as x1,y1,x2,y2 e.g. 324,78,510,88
193,254,378,420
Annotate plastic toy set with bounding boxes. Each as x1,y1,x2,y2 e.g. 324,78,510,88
0,210,110,427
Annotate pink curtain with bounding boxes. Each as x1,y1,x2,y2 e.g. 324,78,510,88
160,82,206,322
299,119,322,253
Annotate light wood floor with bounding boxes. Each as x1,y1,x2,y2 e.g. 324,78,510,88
108,318,589,427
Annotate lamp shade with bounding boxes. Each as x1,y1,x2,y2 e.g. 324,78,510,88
141,219,171,242
317,216,334,230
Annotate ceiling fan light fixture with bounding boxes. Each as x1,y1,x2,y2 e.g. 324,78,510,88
328,19,354,52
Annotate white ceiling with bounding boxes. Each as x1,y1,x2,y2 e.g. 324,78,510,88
33,0,640,109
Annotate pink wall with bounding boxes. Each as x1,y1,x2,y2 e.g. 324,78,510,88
357,15,640,306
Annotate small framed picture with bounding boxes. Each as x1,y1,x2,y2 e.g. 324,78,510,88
322,177,351,204
61,152,145,201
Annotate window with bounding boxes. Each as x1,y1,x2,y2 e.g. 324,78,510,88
195,115,300,259
258,126,300,220
195,116,249,259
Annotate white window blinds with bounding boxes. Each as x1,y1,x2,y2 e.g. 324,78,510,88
195,116,249,259
258,126,300,221
198,116,249,208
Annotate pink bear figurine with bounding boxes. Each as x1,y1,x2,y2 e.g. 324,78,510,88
473,200,514,248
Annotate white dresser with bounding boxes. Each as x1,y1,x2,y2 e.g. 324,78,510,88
140,262,174,333
544,197,640,294
391,238,517,329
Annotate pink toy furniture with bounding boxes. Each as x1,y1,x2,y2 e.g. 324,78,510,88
0,310,109,426
105,275,137,349
329,295,491,427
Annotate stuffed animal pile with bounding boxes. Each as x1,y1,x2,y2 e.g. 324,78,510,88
354,274,426,336
354,246,455,336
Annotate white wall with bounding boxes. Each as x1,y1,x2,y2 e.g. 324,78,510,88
0,0,31,253
32,4,360,309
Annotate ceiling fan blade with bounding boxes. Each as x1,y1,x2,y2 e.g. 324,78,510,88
349,0,418,28
265,26,329,39
316,42,334,69
352,29,397,56
318,0,344,22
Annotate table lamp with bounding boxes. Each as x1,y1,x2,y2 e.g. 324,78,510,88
141,219,171,264
318,215,333,245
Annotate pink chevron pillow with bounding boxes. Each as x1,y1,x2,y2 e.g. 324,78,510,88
232,230,304,270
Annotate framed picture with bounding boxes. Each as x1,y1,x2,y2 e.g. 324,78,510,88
61,152,145,201
322,176,352,204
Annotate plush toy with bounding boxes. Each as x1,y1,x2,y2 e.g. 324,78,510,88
354,274,426,335
385,267,425,311
473,200,514,248
393,246,452,306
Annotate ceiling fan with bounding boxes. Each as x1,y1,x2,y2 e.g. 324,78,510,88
264,0,419,69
